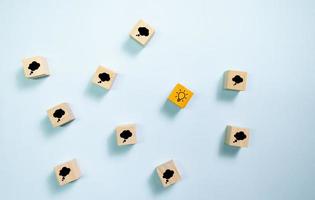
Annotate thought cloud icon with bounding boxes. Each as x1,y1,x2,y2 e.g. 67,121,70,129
233,131,247,143
53,109,65,122
162,169,174,184
98,72,110,83
28,61,40,75
232,75,243,85
59,167,71,181
136,27,149,37
120,130,133,143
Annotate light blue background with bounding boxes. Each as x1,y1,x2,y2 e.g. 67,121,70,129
0,0,315,199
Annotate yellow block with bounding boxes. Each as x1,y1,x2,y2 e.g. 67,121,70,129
168,83,193,108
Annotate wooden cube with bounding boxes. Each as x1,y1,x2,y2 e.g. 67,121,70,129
47,103,75,128
92,66,117,90
129,19,155,46
54,159,81,186
224,70,248,91
22,56,50,78
225,125,250,147
156,160,181,187
115,124,137,146
168,83,194,108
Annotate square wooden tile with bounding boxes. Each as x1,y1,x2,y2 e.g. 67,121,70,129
54,159,81,186
129,19,155,46
92,66,117,90
168,83,193,108
22,56,50,78
156,160,181,187
225,125,250,147
116,124,137,146
47,103,75,128
224,70,248,91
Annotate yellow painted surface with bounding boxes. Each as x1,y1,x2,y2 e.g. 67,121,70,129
168,83,193,108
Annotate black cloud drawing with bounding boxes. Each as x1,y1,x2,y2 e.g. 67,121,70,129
162,169,174,184
232,75,243,85
59,166,71,181
233,131,247,143
136,27,149,37
98,72,110,83
28,61,40,75
120,130,133,143
53,109,65,122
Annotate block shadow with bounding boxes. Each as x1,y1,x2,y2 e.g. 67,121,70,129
148,170,173,195
47,170,75,195
16,68,47,90
106,130,132,156
216,73,239,101
218,127,240,157
122,37,143,56
40,116,70,137
160,100,180,118
84,82,108,100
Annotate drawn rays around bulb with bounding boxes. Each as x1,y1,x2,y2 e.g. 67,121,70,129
175,89,188,102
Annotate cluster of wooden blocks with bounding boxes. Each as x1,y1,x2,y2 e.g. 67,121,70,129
53,158,182,187
22,19,250,188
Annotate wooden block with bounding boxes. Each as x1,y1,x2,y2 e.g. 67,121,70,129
129,19,155,46
92,66,117,90
47,103,75,128
116,124,137,146
225,125,250,147
54,159,81,186
156,160,181,187
224,70,248,91
22,56,50,78
168,83,193,108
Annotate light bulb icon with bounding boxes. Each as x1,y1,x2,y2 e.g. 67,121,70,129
175,89,188,102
